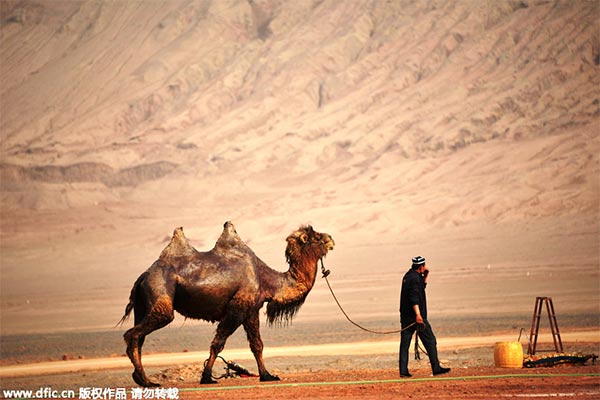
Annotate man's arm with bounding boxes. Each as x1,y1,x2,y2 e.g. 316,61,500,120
405,273,424,324
412,304,424,324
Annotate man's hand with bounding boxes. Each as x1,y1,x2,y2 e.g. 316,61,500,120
416,314,424,325
413,304,425,325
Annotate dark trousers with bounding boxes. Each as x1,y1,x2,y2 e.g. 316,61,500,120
399,320,441,375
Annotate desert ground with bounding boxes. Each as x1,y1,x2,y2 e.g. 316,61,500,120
1,319,599,397
0,0,599,398
1,329,599,397
9,367,600,400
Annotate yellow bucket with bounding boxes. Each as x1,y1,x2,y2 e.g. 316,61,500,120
494,342,523,368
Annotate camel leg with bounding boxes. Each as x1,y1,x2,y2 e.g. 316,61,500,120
137,336,145,368
134,304,147,368
200,314,242,384
124,295,174,387
243,312,279,382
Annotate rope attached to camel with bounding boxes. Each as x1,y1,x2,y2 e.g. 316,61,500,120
321,259,429,360
320,259,417,335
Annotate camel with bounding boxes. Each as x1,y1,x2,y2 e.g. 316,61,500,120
119,221,334,387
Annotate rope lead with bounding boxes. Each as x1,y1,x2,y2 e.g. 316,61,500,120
320,259,415,335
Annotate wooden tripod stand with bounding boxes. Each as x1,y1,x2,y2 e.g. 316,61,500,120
527,297,563,356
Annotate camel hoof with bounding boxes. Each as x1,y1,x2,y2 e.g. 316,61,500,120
260,372,280,382
132,371,161,387
200,373,218,384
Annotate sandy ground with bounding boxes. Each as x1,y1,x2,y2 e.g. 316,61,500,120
2,330,598,379
1,348,599,399
1,334,598,399
4,367,600,400
169,367,600,400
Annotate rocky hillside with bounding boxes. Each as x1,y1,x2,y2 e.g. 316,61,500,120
1,0,599,334
1,0,598,239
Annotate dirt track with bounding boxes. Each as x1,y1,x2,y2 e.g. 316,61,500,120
167,367,600,400
1,338,598,398
3,331,597,379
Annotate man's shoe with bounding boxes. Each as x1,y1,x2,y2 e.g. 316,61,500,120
400,372,412,378
433,367,451,375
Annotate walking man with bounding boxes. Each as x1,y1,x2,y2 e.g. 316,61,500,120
399,256,450,377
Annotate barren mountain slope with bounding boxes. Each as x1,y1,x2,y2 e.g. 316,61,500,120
1,0,597,208
0,0,598,333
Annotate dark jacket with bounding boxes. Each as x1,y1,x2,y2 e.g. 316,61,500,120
399,268,427,326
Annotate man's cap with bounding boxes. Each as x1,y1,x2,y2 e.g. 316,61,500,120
412,256,426,266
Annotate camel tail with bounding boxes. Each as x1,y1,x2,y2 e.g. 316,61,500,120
116,272,147,327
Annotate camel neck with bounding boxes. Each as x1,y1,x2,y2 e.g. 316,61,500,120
264,255,320,325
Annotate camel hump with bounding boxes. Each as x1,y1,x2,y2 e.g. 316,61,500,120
159,227,196,260
215,221,242,249
213,221,253,256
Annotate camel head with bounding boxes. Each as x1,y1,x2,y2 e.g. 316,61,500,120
266,225,334,326
285,225,335,267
